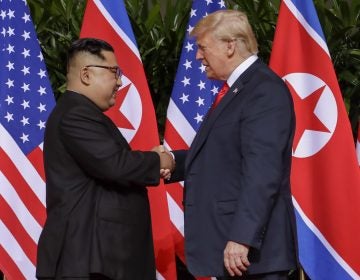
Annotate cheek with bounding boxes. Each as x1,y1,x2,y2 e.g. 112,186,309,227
98,78,116,93
209,55,226,75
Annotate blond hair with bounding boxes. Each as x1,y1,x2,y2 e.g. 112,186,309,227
190,10,258,54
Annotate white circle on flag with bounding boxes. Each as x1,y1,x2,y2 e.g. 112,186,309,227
117,75,142,143
283,73,338,158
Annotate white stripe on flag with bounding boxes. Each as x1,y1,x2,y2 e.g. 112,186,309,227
0,171,43,243
284,0,330,56
162,140,171,152
93,0,141,60
167,99,196,147
292,197,360,279
166,192,185,236
0,220,36,280
0,124,45,205
156,270,165,280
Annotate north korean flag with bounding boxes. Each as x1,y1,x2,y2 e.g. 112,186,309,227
80,1,176,279
269,0,360,279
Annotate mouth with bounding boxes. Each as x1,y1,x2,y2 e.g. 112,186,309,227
202,63,210,72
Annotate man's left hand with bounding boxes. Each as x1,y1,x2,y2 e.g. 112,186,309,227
224,241,250,277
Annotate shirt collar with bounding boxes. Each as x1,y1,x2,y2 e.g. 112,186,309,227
227,54,258,87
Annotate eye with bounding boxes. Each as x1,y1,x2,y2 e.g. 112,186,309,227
198,45,207,52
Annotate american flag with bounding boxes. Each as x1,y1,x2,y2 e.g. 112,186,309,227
0,0,55,279
270,0,360,278
163,0,225,277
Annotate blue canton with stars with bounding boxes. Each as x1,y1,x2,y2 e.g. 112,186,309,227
170,0,225,131
0,0,55,155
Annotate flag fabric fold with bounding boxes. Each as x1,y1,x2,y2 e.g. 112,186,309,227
269,0,360,279
79,1,176,279
0,0,56,279
163,0,225,278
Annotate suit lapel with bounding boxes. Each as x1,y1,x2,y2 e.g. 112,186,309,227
185,59,264,170
185,82,244,169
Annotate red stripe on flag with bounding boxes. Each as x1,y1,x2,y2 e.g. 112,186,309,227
0,148,46,226
357,123,360,166
27,147,45,182
170,223,186,264
0,246,26,280
164,120,190,150
0,197,37,265
147,183,177,279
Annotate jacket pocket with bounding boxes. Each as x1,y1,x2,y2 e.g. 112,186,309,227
217,200,238,215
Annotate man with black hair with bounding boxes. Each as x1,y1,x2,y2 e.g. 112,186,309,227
36,38,173,280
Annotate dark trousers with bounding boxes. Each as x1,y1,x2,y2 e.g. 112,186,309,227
217,271,289,280
38,273,112,280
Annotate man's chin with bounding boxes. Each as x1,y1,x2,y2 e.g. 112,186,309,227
109,98,116,107
205,71,215,80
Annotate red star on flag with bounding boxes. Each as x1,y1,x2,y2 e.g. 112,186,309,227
287,81,330,151
105,83,134,130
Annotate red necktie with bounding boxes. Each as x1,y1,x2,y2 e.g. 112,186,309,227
211,82,229,109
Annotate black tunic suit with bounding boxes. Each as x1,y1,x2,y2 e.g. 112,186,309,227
36,91,159,280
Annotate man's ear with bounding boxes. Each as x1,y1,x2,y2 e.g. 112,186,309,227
80,66,91,85
226,40,236,57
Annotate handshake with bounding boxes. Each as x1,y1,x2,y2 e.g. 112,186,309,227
152,145,175,180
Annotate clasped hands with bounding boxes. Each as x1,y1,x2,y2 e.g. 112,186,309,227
152,145,174,180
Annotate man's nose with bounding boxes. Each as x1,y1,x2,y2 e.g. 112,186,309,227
116,77,122,89
195,49,203,60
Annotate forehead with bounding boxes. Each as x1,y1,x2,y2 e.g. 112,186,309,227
76,50,117,66
196,32,215,46
101,50,117,63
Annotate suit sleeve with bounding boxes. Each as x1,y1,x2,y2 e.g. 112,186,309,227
229,79,295,249
166,149,187,183
59,105,160,187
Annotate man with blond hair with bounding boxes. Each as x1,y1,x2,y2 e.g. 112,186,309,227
168,10,298,280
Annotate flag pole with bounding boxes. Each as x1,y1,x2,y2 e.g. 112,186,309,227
299,268,306,280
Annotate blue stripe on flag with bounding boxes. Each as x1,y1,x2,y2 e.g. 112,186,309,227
295,210,354,280
98,0,137,46
290,0,326,41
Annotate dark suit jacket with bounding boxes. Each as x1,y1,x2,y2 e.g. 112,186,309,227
171,59,298,277
36,91,159,280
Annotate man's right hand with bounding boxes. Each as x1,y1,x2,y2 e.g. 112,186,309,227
152,146,175,176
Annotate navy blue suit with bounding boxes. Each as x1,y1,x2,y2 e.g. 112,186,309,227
171,59,298,277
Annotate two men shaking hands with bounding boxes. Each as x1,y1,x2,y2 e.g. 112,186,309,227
152,145,174,180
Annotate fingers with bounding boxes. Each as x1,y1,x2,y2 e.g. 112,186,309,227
224,242,250,276
152,145,175,177
159,151,174,171
224,253,248,276
160,168,171,180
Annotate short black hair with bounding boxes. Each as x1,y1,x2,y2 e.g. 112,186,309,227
67,38,114,67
